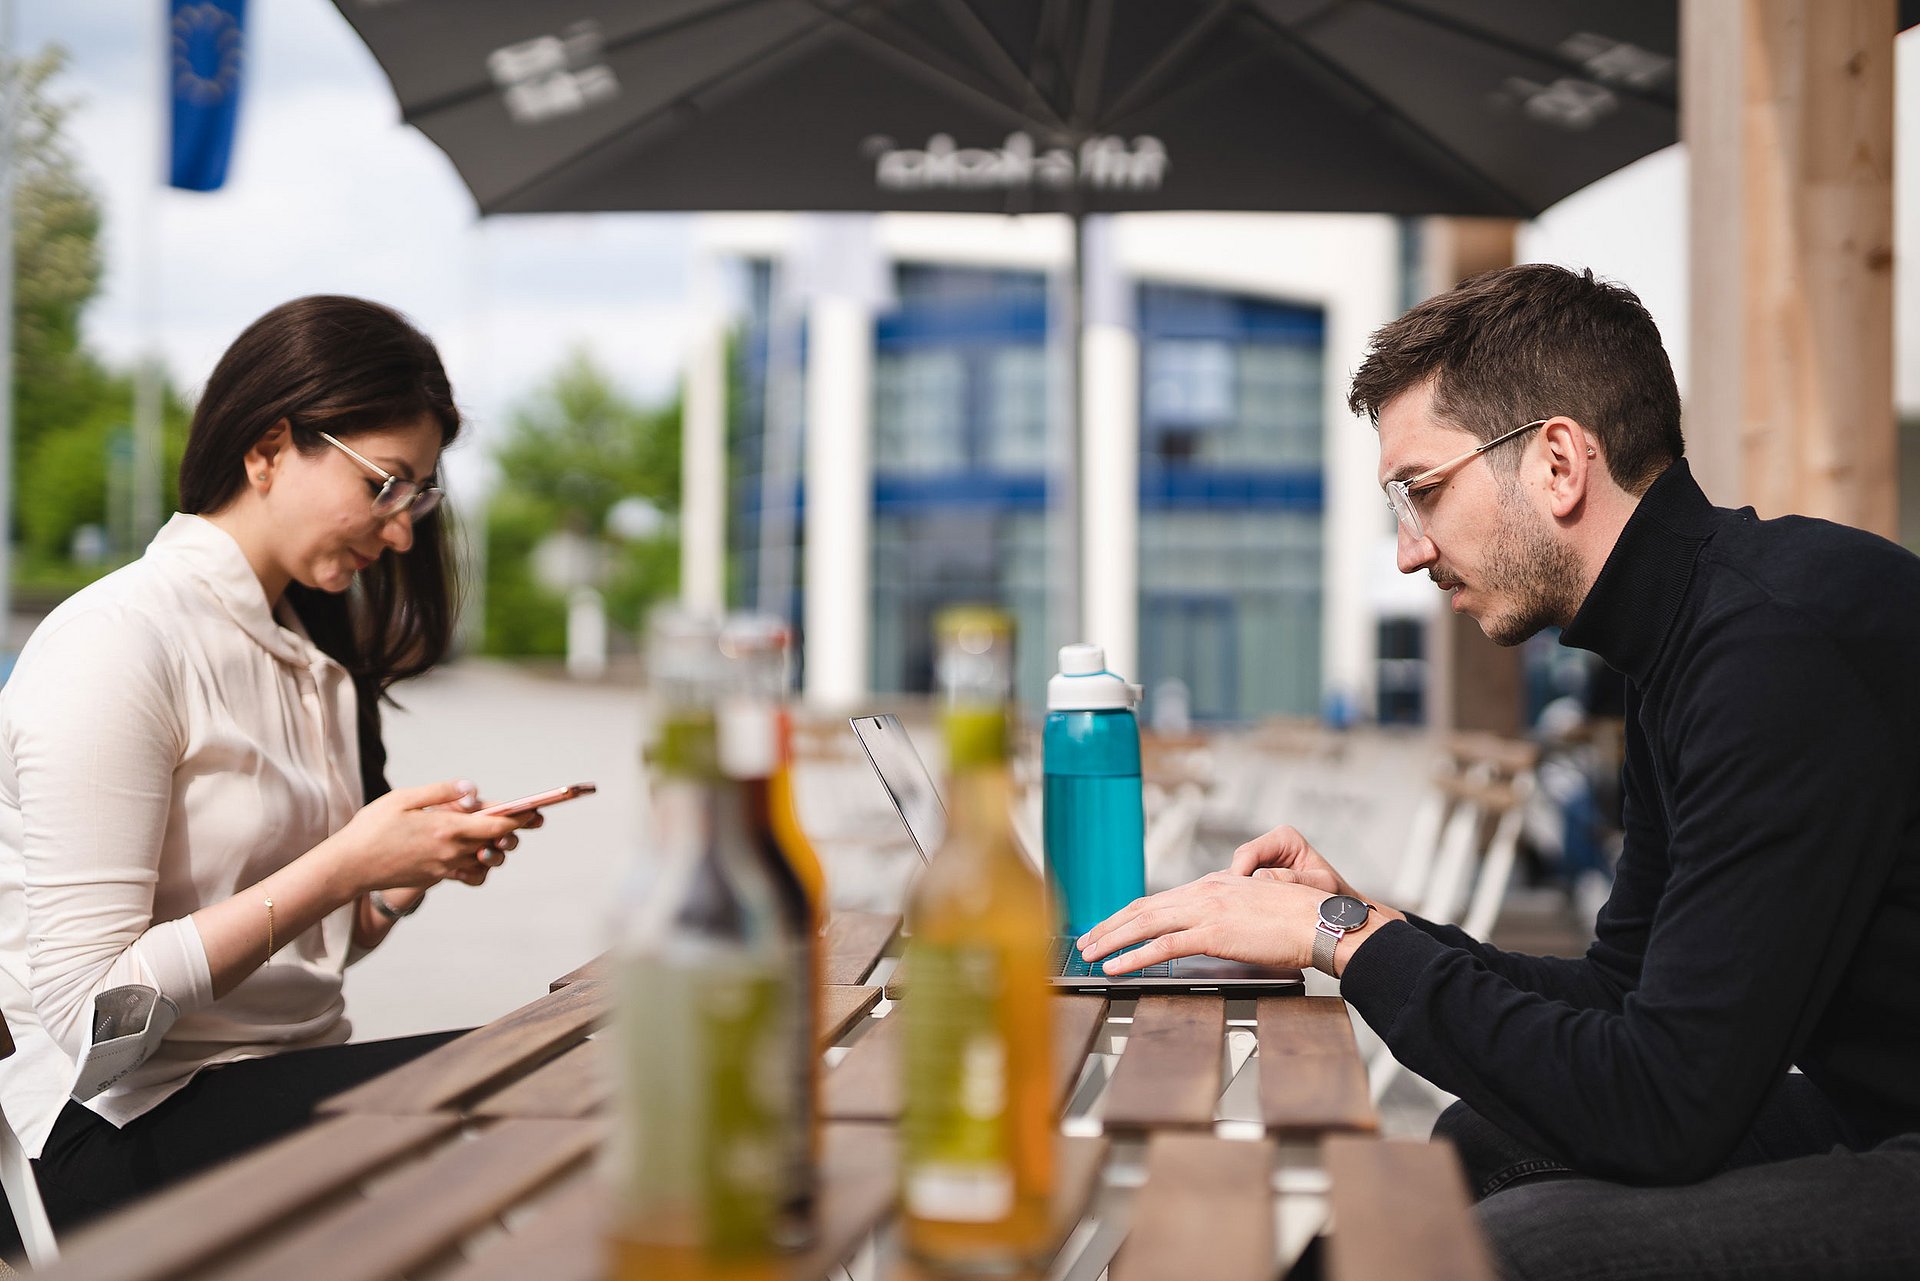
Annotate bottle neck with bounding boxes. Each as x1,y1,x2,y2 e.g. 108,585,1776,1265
947,762,1013,831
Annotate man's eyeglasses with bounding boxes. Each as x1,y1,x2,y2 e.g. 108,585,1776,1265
1385,419,1548,540
318,431,443,521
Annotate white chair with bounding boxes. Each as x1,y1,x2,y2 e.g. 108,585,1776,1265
1367,735,1539,1106
0,1012,57,1268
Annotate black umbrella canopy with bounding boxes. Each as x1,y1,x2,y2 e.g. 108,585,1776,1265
335,0,1689,219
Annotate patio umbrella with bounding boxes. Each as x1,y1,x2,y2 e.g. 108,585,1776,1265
333,0,1690,640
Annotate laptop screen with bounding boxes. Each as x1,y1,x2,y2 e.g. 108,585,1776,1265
850,715,946,862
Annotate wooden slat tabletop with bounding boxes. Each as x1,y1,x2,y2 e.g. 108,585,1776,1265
320,979,608,1116
550,955,605,990
888,1134,1110,1280
198,1120,599,1281
476,985,884,1120
1325,1137,1496,1281
550,912,903,992
1256,996,1379,1136
823,911,902,985
1102,996,1227,1130
438,1122,903,1281
825,995,1109,1123
40,1114,460,1281
46,933,1464,1281
1111,1133,1276,1281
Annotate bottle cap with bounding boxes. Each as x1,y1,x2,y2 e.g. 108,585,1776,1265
1048,643,1137,711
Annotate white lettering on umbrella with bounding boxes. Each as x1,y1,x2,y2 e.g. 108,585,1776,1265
865,132,1169,193
487,20,619,124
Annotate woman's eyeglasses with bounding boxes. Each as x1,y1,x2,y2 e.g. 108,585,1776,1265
317,431,443,521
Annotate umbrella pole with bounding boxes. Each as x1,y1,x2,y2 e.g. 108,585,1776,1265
1050,208,1086,655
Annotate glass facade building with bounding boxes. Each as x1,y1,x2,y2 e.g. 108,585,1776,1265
729,261,1328,722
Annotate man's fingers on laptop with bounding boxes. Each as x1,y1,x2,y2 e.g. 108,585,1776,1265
1101,930,1200,975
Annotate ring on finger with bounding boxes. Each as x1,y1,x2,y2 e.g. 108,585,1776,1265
479,848,505,868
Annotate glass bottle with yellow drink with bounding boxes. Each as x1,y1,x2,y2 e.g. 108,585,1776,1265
901,606,1055,1274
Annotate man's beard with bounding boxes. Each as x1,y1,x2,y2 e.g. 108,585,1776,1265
1474,482,1585,647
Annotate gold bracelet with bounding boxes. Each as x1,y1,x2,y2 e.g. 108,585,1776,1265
264,896,276,959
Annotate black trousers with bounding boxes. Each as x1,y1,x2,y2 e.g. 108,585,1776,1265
3,1029,464,1259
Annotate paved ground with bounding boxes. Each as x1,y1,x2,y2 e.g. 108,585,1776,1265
342,661,652,1040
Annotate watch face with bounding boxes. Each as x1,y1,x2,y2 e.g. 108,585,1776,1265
1319,894,1370,930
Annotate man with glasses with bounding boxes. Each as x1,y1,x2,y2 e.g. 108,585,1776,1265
1079,263,1920,1279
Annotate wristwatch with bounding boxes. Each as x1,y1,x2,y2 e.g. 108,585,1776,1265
1312,894,1373,974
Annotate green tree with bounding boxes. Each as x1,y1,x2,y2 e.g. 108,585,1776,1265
7,47,189,594
483,350,680,655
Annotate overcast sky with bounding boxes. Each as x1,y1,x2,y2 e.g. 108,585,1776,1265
14,1,1919,497
19,0,698,494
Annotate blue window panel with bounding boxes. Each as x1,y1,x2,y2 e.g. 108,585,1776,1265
873,472,1048,513
876,298,1049,347
1139,468,1324,510
879,264,1051,348
1138,283,1325,344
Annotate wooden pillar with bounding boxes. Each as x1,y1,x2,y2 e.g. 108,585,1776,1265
1421,218,1527,739
1683,0,1897,534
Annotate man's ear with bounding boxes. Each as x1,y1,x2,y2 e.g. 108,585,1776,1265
1539,416,1594,521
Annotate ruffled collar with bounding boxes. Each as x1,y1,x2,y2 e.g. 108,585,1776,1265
146,513,341,673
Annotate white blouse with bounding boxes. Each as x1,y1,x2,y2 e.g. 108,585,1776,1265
0,514,365,1155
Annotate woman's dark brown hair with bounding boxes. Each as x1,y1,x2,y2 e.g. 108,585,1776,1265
178,295,462,801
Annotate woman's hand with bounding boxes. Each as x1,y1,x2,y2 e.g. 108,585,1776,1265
327,779,533,894
1229,824,1360,897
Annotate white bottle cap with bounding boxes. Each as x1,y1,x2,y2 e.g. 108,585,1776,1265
1048,643,1137,711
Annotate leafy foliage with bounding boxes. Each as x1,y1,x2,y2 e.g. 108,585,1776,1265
8,47,189,591
481,350,680,655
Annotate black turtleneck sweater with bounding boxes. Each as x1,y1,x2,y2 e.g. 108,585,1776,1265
1342,460,1920,1185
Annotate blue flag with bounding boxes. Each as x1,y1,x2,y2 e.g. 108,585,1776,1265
168,0,248,191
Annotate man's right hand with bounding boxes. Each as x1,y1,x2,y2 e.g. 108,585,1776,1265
1229,824,1361,898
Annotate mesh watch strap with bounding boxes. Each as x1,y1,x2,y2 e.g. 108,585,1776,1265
1312,921,1343,973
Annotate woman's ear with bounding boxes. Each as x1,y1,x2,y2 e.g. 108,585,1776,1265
244,419,293,491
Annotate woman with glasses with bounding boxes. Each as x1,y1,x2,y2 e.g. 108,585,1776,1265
0,295,539,1252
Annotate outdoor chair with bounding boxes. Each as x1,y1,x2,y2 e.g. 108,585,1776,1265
1368,734,1539,1106
0,1010,56,1269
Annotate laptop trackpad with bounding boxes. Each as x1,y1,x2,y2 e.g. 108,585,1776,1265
1169,954,1300,981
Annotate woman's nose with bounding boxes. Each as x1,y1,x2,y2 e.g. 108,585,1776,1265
381,510,415,554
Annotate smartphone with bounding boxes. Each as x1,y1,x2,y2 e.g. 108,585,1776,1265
479,782,597,817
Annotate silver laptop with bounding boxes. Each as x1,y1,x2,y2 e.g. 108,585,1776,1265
851,714,1303,994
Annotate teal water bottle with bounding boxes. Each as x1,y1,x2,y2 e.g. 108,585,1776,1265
1043,644,1146,937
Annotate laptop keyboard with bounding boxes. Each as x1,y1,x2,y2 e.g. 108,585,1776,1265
1051,937,1173,979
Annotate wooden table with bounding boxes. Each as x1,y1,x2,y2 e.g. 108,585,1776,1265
39,911,1494,1281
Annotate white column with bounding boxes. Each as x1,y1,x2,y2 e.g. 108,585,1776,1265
1081,323,1139,682
1322,222,1404,723
1078,216,1139,683
801,293,874,708
679,319,727,616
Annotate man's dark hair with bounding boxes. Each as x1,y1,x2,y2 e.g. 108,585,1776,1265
1348,264,1683,495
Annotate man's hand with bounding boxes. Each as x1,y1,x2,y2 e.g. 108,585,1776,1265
1230,824,1361,898
1076,871,1335,974
1078,828,1405,977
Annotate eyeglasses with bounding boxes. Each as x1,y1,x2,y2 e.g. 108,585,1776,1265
1384,419,1548,539
317,431,443,521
